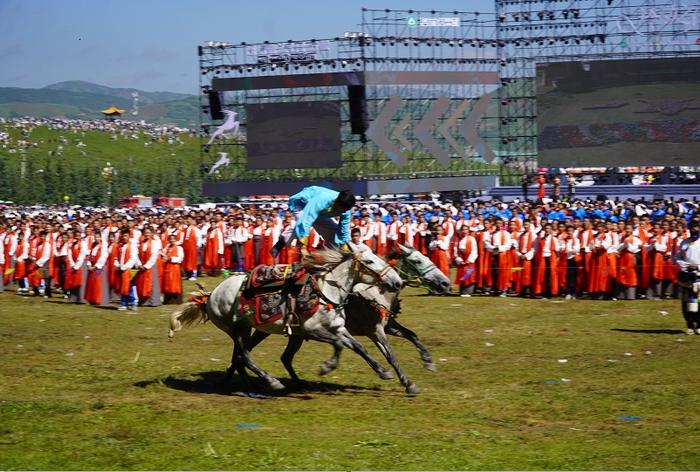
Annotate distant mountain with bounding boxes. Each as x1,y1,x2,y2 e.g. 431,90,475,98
43,81,193,104
0,81,199,128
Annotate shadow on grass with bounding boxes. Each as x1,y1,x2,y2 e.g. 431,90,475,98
611,328,686,335
134,370,383,399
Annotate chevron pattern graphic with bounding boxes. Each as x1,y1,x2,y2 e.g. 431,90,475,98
367,93,496,168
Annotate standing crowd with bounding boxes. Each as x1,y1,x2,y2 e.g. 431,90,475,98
0,196,698,311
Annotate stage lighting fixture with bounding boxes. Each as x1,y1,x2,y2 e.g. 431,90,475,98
572,9,580,18
562,9,569,19
537,11,544,20
599,34,606,43
607,0,613,4
501,138,509,144
498,14,506,22
247,67,252,72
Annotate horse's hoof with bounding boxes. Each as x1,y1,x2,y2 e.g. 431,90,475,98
406,383,421,395
423,362,437,372
268,379,285,391
379,370,394,380
225,367,235,381
318,363,333,376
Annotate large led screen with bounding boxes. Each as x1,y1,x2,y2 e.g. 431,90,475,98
245,101,341,169
536,57,700,167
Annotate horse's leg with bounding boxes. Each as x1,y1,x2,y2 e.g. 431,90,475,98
230,329,270,379
280,335,305,384
245,329,271,352
319,344,342,376
333,327,394,380
384,317,437,372
233,328,285,391
368,327,420,394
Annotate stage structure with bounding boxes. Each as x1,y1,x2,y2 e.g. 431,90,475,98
496,0,700,168
199,1,700,197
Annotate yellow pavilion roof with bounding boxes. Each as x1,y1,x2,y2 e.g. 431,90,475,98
101,105,125,115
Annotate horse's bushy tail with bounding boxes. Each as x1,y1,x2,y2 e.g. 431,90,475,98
168,299,209,340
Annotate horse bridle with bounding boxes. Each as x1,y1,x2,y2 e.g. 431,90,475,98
394,248,441,289
352,254,396,290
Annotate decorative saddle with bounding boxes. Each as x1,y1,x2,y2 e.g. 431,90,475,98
236,263,321,325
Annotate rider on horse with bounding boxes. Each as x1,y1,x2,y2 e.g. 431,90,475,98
270,186,356,258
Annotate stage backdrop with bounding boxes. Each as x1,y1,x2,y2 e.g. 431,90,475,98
245,100,341,169
536,57,700,167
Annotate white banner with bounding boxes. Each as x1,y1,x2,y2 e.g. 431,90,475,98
419,17,460,27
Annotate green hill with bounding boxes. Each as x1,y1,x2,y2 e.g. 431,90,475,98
0,123,203,205
0,81,199,128
43,81,192,104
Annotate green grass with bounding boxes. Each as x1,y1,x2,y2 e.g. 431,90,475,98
1,277,700,470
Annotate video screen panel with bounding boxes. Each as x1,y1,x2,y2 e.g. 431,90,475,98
536,57,700,167
245,101,341,169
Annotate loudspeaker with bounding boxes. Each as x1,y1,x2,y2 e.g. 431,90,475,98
208,91,224,120
348,85,368,135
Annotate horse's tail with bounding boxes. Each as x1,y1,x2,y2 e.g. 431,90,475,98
168,294,210,340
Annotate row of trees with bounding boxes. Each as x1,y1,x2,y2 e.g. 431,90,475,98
0,155,203,206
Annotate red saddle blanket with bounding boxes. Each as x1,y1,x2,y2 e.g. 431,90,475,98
238,270,321,325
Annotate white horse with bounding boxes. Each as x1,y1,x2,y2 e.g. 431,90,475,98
243,243,452,394
169,247,403,392
204,110,239,151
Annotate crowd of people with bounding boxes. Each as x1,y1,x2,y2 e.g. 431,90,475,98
0,117,194,154
0,195,698,312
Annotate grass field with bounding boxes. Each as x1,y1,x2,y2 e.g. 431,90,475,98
2,277,700,470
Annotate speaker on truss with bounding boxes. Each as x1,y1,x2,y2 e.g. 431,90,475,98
208,90,224,120
348,85,368,135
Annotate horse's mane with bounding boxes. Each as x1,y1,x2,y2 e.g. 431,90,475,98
302,247,351,272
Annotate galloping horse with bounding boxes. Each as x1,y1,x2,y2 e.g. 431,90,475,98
242,243,452,394
168,247,403,392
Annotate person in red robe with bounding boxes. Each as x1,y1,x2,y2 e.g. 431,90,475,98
136,227,162,307
161,234,184,305
616,224,641,300
533,224,560,298
182,217,199,280
647,221,671,300
85,232,110,306
243,219,256,271
373,215,388,256
633,216,652,298
486,219,512,297
429,225,450,278
203,222,224,275
476,219,493,292
453,226,477,296
258,220,275,266
589,223,613,299
65,231,88,304
515,220,536,297
116,230,139,311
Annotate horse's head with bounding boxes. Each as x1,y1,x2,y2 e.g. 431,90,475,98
393,243,451,294
347,244,403,293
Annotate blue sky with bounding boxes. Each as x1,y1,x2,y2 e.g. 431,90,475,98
0,0,494,94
